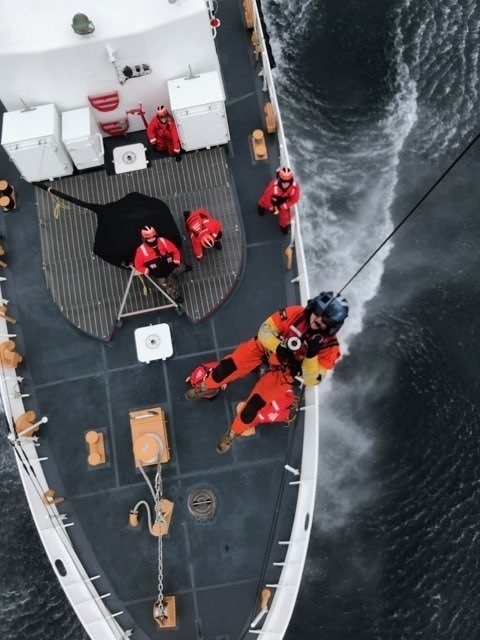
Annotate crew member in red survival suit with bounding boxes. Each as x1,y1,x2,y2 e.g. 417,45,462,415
185,291,348,453
133,226,191,303
258,166,301,234
183,209,223,260
146,106,182,161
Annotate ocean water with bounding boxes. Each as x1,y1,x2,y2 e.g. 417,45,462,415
263,0,480,639
2,1,480,639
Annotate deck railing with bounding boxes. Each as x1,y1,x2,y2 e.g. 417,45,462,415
0,282,130,640
246,3,320,638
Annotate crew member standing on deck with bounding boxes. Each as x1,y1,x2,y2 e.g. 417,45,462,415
133,226,191,303
184,209,223,260
185,291,348,453
146,106,182,161
258,166,300,234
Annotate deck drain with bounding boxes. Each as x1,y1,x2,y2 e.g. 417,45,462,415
122,150,137,164
188,487,217,521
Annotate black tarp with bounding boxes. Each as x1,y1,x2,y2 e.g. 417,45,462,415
34,185,181,268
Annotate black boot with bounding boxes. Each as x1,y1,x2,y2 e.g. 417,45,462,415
258,205,266,216
185,382,219,400
214,241,222,250
216,428,238,454
280,224,291,235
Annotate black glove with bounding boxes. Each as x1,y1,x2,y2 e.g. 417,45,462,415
305,334,324,358
175,152,182,163
276,343,295,363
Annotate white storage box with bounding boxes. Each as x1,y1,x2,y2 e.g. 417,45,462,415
62,108,104,170
1,104,73,182
168,70,230,151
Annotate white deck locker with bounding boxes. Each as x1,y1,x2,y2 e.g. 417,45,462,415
168,71,230,151
1,104,73,182
62,108,104,170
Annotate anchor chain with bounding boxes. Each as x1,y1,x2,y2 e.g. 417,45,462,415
154,457,165,618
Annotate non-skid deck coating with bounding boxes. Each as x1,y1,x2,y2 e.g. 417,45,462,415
36,147,243,338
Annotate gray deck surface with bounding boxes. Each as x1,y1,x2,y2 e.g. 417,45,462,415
0,1,308,639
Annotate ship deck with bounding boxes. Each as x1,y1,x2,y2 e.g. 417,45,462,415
0,2,306,639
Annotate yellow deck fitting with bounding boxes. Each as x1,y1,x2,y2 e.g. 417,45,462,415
0,340,22,368
42,489,64,506
0,305,16,323
243,0,253,29
85,430,106,466
153,596,177,629
0,180,16,212
15,410,39,436
129,510,140,527
130,407,170,467
252,129,268,161
251,30,260,60
264,102,277,133
261,588,271,609
151,499,174,537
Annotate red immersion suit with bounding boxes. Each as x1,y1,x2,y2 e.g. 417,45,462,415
185,208,223,259
203,306,341,434
146,112,181,156
258,178,301,230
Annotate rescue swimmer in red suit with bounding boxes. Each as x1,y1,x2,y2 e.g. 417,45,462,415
185,291,348,453
184,209,223,260
258,166,301,234
146,106,182,161
133,226,191,303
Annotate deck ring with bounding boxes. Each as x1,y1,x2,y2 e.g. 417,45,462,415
187,487,217,521
123,150,137,164
145,333,161,349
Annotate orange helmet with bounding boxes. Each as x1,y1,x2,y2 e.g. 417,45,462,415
200,233,215,249
141,225,157,239
278,166,293,182
156,105,168,117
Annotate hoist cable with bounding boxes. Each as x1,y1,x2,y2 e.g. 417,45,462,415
337,129,480,295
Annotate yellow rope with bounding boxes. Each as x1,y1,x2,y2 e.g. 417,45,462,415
47,187,70,220
138,275,148,296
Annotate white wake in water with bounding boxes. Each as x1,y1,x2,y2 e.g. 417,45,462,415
264,1,418,531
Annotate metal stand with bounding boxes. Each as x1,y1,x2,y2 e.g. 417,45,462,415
115,267,183,328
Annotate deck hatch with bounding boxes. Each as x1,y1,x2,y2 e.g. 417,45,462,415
188,487,217,520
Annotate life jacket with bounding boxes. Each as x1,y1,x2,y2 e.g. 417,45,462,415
138,241,175,277
279,310,339,361
186,361,219,387
272,180,299,205
185,210,208,236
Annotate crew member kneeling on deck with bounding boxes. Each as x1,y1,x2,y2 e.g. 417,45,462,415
184,209,223,260
147,106,182,161
258,166,300,234
133,226,191,304
185,291,348,453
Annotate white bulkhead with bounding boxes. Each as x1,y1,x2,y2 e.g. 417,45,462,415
0,0,223,135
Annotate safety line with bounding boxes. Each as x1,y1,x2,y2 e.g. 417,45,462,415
337,129,480,295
